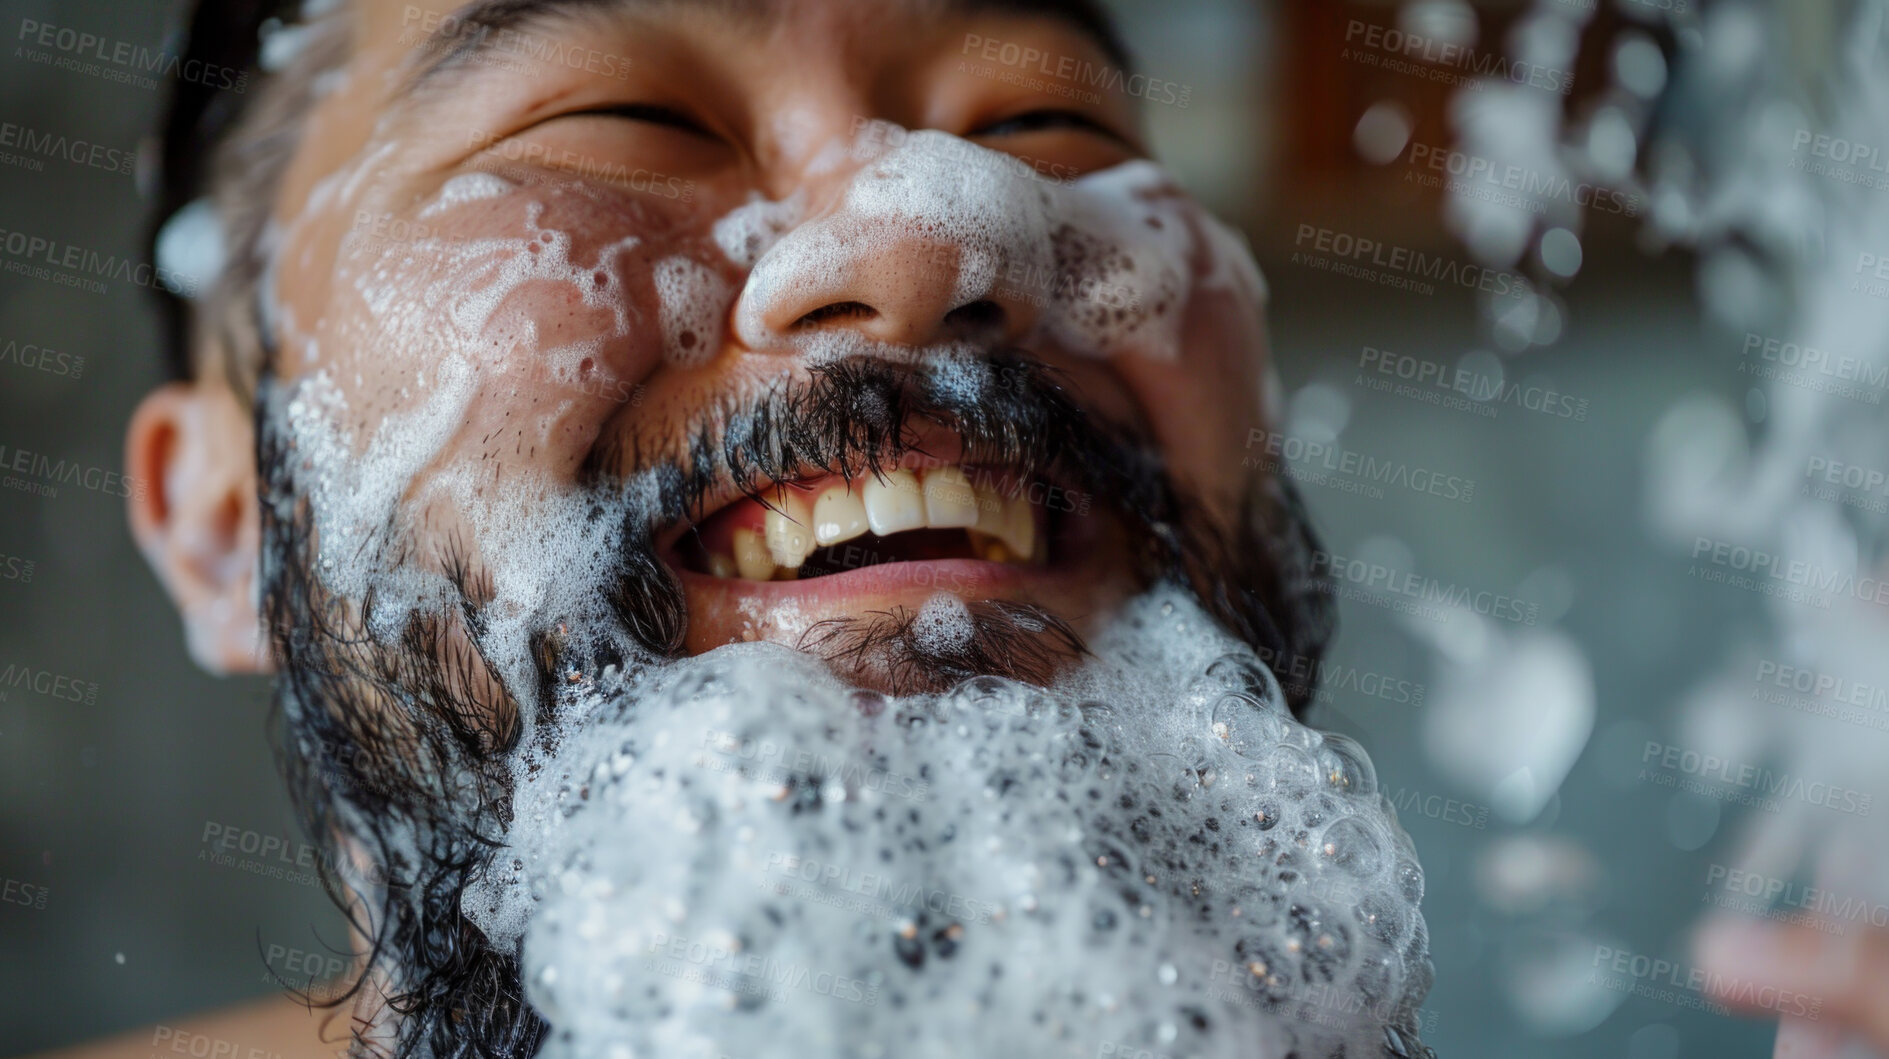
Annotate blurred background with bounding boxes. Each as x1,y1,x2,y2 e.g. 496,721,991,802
4,0,1868,1055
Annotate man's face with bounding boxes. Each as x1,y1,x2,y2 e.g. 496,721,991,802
263,0,1275,680
182,2,1435,1056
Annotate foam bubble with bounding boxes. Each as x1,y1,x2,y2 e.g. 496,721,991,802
653,256,731,366
909,592,973,654
419,172,518,219
714,194,803,269
467,589,1434,1058
728,131,1252,364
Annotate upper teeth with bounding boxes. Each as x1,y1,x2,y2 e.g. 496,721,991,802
747,464,1037,578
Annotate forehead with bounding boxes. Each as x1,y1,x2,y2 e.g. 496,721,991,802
272,0,1132,218
370,0,1124,71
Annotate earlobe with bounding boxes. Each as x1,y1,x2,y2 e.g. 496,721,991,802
126,382,271,675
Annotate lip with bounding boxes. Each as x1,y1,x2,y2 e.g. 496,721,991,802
671,551,1100,657
660,458,1127,659
676,554,1035,619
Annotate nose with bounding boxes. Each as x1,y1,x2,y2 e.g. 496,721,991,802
746,233,1037,347
733,131,1051,351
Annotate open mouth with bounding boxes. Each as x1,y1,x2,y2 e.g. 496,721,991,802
654,414,1131,662
673,461,1050,582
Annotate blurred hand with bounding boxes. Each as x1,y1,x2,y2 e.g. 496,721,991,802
1695,918,1889,1058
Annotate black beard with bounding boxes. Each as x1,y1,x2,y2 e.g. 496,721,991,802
252,351,1335,1058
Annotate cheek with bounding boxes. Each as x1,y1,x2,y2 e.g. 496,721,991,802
289,178,740,481
1034,165,1274,503
1111,263,1272,513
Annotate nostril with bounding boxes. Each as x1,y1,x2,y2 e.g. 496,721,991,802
793,301,877,329
942,299,1005,334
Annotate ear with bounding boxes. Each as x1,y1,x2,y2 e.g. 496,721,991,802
126,381,271,674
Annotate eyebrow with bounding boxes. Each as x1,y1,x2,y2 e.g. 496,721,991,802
400,0,628,93
398,0,1128,94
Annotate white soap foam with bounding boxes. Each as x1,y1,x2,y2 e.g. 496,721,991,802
714,194,804,269
908,592,974,654
653,255,731,367
276,125,1276,680
730,131,1231,365
419,172,518,219
260,116,1340,1055
465,588,1434,1058
277,179,660,703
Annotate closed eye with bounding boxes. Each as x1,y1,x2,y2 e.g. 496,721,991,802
970,108,1128,144
559,102,720,140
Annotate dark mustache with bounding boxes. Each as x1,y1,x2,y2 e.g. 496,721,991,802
577,351,1178,662
571,351,1328,715
588,351,1169,535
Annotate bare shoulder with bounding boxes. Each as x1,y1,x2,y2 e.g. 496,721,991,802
33,994,348,1059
